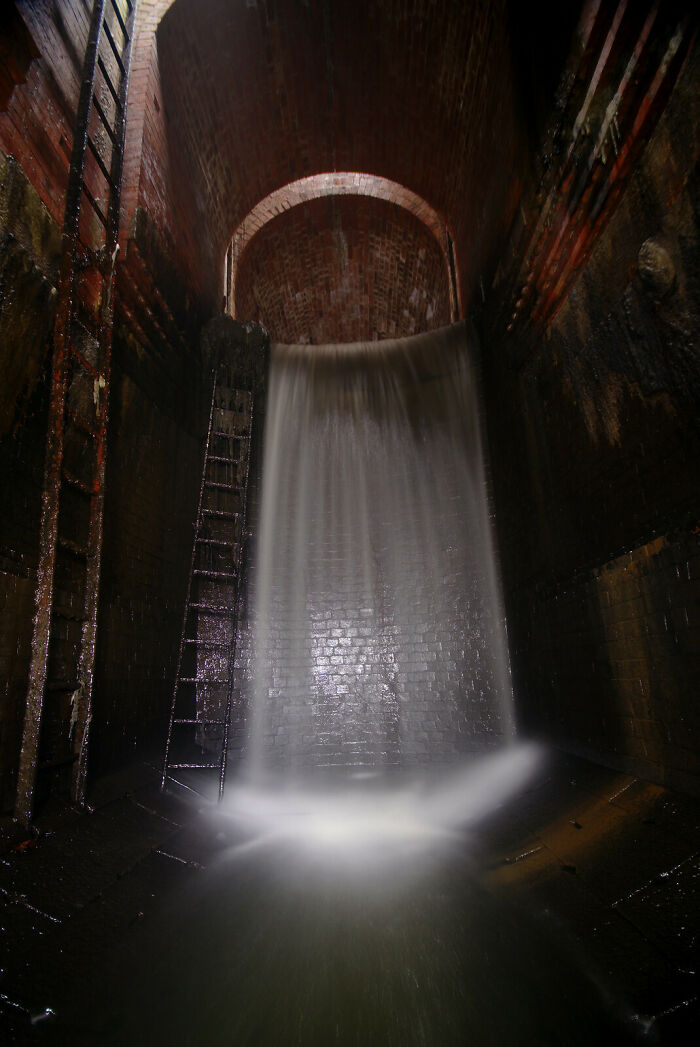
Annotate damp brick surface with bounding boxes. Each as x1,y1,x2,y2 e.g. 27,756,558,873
482,37,700,796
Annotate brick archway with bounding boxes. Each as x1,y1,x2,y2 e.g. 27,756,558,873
224,173,462,323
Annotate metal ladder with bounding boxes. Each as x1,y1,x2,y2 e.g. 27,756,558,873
162,367,253,800
14,1,137,825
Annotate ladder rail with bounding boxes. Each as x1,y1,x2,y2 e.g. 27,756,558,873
15,0,108,827
14,0,137,826
72,0,139,806
161,372,220,788
219,397,254,799
162,377,254,799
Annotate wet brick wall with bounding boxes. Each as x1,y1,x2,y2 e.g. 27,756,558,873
89,340,204,774
121,1,207,306
0,154,60,809
0,3,210,803
481,39,700,795
0,156,206,803
0,2,86,227
236,194,451,345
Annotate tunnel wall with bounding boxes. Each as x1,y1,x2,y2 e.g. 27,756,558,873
0,153,59,808
146,0,525,318
90,257,205,776
481,39,700,795
121,1,207,306
0,6,209,807
0,2,84,227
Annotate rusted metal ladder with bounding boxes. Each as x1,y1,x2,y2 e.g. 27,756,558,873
162,368,253,800
15,0,137,825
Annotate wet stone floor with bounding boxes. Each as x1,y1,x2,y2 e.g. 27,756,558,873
0,748,698,1046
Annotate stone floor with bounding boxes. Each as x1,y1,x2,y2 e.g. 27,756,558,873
0,747,698,1044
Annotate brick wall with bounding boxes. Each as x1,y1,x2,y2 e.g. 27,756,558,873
0,151,60,809
150,0,523,321
236,195,451,344
0,1,86,227
90,346,204,772
122,1,206,307
481,36,700,795
0,0,210,803
522,533,700,792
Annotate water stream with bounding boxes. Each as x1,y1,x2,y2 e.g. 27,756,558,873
49,326,642,1046
246,321,514,780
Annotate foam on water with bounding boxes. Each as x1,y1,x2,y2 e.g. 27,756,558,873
223,743,542,869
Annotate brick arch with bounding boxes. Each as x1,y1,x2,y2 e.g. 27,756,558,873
224,173,461,323
123,0,522,323
235,193,453,344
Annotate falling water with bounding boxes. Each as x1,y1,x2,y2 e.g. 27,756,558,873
247,321,514,780
63,326,636,1047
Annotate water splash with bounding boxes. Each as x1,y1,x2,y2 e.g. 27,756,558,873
224,743,542,865
248,321,514,776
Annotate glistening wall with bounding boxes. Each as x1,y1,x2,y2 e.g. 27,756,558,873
481,35,700,795
0,4,208,805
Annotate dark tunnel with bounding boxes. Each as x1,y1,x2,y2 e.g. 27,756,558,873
0,1,699,1043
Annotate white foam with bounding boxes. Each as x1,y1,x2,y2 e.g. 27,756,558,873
222,744,542,864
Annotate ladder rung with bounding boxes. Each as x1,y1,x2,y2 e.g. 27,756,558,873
81,180,108,227
207,455,240,465
92,93,118,144
58,536,89,559
47,680,79,693
102,20,126,75
204,481,242,492
97,55,121,109
39,753,79,772
178,677,228,685
184,638,230,649
195,538,235,548
108,0,129,40
167,763,221,770
192,569,238,580
62,469,92,496
201,509,240,520
216,388,251,399
87,135,117,192
52,607,87,622
211,431,247,439
187,603,232,617
173,719,226,726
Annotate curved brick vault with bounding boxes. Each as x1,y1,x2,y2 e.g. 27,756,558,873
123,0,525,339
235,193,452,344
227,172,461,331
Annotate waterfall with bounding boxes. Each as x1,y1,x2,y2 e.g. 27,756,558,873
247,321,514,780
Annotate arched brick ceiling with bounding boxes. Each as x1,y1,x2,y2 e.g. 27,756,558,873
227,172,460,319
236,194,452,344
156,0,525,329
